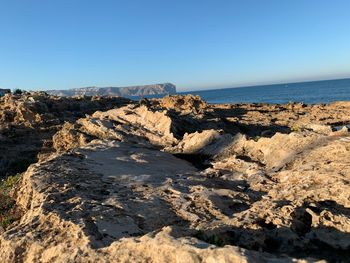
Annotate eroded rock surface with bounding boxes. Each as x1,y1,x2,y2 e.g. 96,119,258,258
0,92,131,177
1,95,350,262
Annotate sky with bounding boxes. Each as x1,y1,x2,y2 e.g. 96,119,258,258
0,0,350,91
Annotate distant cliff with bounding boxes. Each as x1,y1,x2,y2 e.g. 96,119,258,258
46,83,176,97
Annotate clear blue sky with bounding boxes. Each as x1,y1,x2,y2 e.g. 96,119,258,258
1,0,350,91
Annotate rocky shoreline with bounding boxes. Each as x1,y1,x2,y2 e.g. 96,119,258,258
0,93,349,262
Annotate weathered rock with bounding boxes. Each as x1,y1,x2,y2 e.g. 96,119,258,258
160,94,207,114
93,105,178,146
52,122,92,152
166,130,233,156
0,140,330,262
0,92,131,177
223,131,325,172
1,94,350,262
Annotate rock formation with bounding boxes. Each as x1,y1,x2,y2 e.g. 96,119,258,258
0,92,132,177
0,94,350,262
46,83,176,97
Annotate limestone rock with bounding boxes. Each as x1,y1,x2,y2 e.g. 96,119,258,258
0,92,131,176
166,130,233,156
160,94,207,114
1,94,350,262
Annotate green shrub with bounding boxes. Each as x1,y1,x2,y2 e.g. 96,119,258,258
0,174,21,193
13,89,23,95
194,230,225,247
291,125,301,132
1,216,16,229
0,174,22,230
253,136,261,142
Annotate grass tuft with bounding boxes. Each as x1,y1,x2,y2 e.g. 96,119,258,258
0,174,23,230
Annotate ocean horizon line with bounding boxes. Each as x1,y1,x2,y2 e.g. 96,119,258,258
182,76,350,94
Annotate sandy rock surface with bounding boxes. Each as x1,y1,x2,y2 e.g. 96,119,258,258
1,94,350,262
0,92,131,177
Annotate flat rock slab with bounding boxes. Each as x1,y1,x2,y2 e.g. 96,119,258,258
0,140,284,262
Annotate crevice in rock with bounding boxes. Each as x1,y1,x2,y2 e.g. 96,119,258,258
173,153,212,170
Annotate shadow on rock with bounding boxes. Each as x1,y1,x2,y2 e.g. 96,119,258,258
192,200,350,262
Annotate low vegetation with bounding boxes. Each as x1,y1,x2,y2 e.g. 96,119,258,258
13,89,24,95
194,230,225,247
0,174,23,230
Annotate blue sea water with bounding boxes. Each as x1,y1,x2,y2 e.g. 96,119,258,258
181,78,350,104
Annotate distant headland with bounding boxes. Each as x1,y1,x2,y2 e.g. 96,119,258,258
45,83,176,97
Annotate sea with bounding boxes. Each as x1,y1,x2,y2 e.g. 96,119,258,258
179,78,350,104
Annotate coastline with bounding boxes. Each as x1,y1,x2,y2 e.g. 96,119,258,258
0,93,349,262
